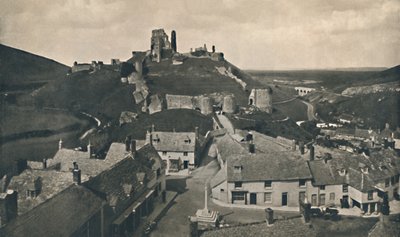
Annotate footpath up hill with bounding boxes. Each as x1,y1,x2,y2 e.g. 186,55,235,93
0,44,69,91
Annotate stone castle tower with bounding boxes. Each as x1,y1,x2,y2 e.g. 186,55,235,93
249,88,273,113
150,29,173,63
171,30,177,53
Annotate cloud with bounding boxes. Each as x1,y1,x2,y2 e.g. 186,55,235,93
0,0,399,69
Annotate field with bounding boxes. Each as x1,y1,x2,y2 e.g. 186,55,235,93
0,106,91,176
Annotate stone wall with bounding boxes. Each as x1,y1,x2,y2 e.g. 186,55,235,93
166,94,194,110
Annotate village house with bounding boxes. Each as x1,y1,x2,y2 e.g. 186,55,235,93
0,185,105,237
84,143,166,237
307,147,400,215
1,141,167,237
211,131,313,208
145,127,206,174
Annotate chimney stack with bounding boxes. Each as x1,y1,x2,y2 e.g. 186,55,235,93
195,127,199,140
309,146,314,161
299,141,305,155
87,141,92,158
131,139,136,153
42,159,47,169
125,136,131,152
292,140,296,151
72,162,81,185
58,139,63,150
249,141,255,154
265,208,274,225
0,190,18,226
151,124,155,133
146,130,152,145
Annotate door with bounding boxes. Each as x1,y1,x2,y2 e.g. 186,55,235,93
341,195,349,208
183,160,189,169
250,193,257,205
282,192,288,206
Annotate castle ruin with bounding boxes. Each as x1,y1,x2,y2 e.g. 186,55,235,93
249,88,273,113
150,29,174,63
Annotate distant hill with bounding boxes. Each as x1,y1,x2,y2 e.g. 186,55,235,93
363,65,400,85
0,44,69,91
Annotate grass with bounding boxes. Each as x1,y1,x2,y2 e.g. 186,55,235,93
110,109,213,140
316,91,399,128
274,99,308,121
0,106,86,136
227,111,313,142
0,44,69,91
0,105,91,176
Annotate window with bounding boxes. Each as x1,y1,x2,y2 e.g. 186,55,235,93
220,189,225,192
385,178,390,187
183,152,188,156
368,191,373,200
234,166,242,173
299,179,306,187
311,194,317,206
264,192,272,203
319,194,326,205
184,139,191,144
391,176,396,185
320,185,325,190
156,168,161,178
232,192,245,201
162,151,167,156
329,192,335,201
234,182,242,188
299,191,306,203
342,184,348,193
264,181,272,188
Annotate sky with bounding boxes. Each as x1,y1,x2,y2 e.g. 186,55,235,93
0,0,399,70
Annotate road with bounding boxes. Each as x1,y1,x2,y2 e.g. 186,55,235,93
150,156,266,237
300,100,317,121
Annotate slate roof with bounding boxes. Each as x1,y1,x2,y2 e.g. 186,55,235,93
227,151,312,182
8,170,75,215
151,131,197,152
1,185,103,237
368,221,400,237
216,135,248,163
84,145,157,211
217,132,312,182
210,168,226,188
51,143,127,177
309,146,400,191
201,218,317,237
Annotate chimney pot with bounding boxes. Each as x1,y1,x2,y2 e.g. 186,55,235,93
309,146,314,161
131,140,136,153
299,142,305,155
72,162,81,185
42,159,47,169
249,142,255,154
125,136,131,152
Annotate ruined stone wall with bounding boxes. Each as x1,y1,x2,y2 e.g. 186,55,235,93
166,94,194,110
200,97,213,115
222,95,236,113
249,88,273,113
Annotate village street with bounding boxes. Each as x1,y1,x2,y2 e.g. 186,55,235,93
150,155,267,237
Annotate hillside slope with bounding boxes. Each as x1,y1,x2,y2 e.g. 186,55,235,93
0,44,69,91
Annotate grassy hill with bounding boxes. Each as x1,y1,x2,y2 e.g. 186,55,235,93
0,44,69,92
316,91,399,129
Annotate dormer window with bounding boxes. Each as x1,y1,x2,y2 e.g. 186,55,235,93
338,168,347,176
361,167,369,174
264,181,272,188
299,179,306,187
385,178,390,187
234,165,242,173
184,139,191,144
